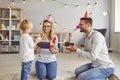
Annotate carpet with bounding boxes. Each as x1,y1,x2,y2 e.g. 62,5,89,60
0,71,77,80
0,73,38,80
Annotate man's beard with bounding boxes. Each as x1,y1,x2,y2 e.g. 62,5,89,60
80,28,86,32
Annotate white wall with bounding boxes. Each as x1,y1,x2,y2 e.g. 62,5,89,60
0,0,110,46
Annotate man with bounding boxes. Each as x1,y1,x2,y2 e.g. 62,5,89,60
66,17,118,80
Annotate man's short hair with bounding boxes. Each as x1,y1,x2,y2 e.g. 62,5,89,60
80,17,92,26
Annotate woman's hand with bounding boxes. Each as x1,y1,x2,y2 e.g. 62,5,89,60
49,46,57,54
34,46,41,54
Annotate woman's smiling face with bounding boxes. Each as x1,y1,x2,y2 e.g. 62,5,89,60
43,22,52,34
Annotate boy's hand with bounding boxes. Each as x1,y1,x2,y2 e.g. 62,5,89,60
34,38,40,44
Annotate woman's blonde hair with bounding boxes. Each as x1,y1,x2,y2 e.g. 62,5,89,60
19,19,33,32
40,20,55,41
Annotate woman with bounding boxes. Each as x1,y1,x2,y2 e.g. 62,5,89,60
35,20,58,80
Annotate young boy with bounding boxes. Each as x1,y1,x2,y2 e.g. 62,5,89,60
19,19,40,80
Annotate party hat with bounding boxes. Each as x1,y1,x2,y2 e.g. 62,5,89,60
47,14,52,22
84,10,89,18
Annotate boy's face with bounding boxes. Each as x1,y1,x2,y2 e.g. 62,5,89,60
26,26,33,34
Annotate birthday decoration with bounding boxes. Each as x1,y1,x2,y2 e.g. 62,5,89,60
75,10,89,29
84,10,89,18
76,25,81,29
47,14,52,22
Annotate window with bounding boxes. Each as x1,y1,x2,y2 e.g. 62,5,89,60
115,0,120,32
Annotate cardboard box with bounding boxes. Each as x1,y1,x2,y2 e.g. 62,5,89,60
10,45,19,52
0,45,9,52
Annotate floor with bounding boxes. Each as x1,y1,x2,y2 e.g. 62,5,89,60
0,52,120,80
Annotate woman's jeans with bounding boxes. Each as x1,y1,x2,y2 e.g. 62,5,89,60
35,61,57,80
21,61,32,80
75,63,114,80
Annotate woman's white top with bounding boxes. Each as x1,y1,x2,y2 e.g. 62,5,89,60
37,35,58,63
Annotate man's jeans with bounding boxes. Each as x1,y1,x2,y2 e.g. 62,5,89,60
75,63,114,80
21,61,32,80
35,61,57,80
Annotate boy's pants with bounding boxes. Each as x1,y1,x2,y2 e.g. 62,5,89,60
21,61,32,80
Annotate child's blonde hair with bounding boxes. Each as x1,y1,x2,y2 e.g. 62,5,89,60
19,19,33,32
40,20,55,41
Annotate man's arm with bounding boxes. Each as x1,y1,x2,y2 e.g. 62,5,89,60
77,33,105,60
67,33,105,61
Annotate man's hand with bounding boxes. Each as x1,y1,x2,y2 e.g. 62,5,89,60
66,45,77,52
